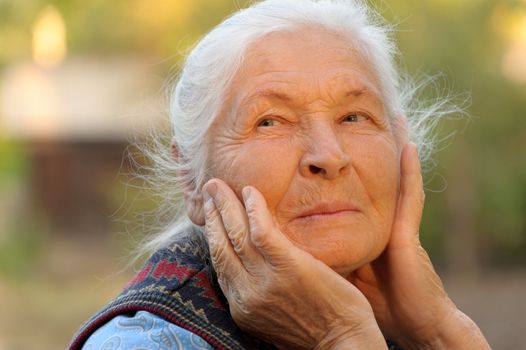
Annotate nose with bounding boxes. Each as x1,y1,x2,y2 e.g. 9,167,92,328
299,124,351,180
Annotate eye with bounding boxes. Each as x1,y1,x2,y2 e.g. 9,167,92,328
257,118,281,127
341,113,369,123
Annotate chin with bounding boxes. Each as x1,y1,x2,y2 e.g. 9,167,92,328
317,251,370,277
291,230,385,277
281,217,390,275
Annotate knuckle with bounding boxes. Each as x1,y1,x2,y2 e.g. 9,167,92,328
229,224,248,251
204,209,220,228
203,199,216,217
246,206,265,235
216,275,234,302
210,241,228,266
230,288,260,320
245,202,258,220
213,194,230,213
250,228,267,247
216,273,228,291
246,210,263,232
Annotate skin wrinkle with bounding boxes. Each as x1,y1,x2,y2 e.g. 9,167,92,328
352,134,399,209
229,67,390,141
242,28,387,102
272,122,347,229
195,14,490,348
237,75,384,119
203,28,400,278
281,127,397,236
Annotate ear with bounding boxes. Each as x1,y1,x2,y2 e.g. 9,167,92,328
171,138,205,226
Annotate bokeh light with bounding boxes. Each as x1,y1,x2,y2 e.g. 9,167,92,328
32,5,66,68
0,1,524,349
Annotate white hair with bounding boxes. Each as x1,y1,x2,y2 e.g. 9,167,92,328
133,0,464,258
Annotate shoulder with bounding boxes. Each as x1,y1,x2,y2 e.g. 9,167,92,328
82,310,214,350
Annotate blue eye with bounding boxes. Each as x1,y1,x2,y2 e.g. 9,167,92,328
257,118,281,127
342,114,368,123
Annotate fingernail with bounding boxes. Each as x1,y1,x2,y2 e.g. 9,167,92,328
242,186,251,203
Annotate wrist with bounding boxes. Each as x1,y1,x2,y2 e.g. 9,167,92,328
315,322,387,350
399,309,490,350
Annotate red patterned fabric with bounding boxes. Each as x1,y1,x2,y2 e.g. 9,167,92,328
68,238,275,350
68,236,404,350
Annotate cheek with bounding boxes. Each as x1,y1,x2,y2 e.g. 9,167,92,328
211,140,299,209
353,135,400,222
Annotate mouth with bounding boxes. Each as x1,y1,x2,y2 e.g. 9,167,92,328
296,203,360,221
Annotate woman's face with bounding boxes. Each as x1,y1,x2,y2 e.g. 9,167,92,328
206,29,401,277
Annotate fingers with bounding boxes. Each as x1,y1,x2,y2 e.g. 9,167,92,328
203,179,296,272
202,185,244,288
390,142,425,249
203,179,262,272
242,186,296,268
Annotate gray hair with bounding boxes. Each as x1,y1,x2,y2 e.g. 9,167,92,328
135,0,462,257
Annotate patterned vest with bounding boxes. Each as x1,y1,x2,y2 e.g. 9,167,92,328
69,236,403,350
68,238,276,350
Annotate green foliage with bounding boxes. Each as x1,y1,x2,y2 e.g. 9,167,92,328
0,218,47,281
0,141,28,181
0,0,524,266
385,0,526,267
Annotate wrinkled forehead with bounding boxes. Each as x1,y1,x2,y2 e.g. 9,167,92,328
225,27,384,111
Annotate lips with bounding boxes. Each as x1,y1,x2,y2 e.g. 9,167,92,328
296,202,360,220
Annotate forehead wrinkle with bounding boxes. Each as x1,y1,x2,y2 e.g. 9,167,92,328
231,40,385,120
236,80,305,113
326,72,380,96
245,89,292,105
306,80,383,115
345,89,384,109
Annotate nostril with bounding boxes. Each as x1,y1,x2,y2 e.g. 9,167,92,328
309,165,323,174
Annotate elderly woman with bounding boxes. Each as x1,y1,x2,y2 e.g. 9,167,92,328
70,1,489,349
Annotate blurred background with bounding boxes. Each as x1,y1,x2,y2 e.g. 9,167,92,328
0,0,525,349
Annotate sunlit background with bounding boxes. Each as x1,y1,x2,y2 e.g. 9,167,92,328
0,1,525,349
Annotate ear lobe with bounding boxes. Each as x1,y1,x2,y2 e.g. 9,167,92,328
185,192,205,226
171,138,205,226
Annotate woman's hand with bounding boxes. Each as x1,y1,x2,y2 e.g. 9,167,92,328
202,180,386,350
348,143,490,349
